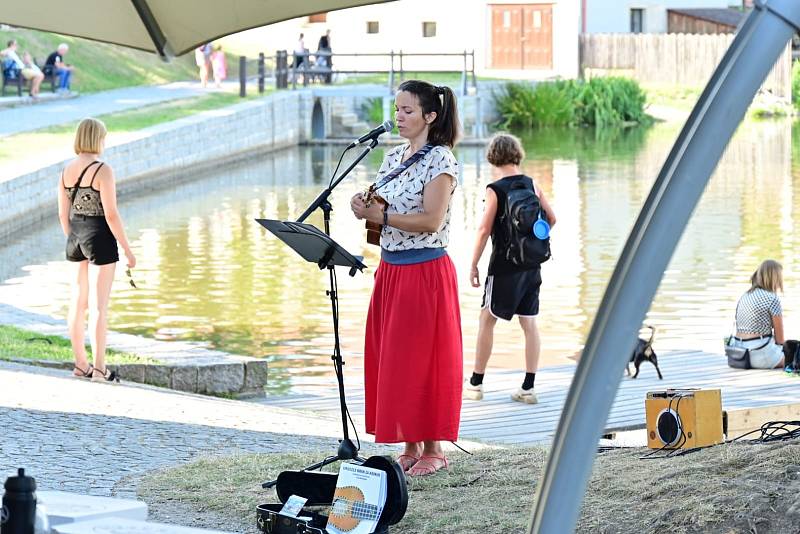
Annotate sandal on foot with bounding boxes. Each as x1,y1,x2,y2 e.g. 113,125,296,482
73,365,94,379
396,454,420,472
91,367,120,383
407,455,448,477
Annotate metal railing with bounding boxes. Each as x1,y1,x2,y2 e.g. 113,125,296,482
238,50,477,96
237,53,273,97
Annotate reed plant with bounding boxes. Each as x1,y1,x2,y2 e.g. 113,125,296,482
493,77,649,129
361,97,385,125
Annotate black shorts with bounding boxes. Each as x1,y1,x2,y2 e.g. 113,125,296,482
66,215,119,265
482,268,541,321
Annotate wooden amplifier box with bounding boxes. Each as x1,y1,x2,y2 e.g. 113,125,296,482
645,388,723,449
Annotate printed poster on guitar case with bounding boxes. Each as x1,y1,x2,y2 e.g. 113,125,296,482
326,462,386,534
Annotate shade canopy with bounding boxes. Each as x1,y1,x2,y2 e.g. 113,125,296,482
0,0,394,58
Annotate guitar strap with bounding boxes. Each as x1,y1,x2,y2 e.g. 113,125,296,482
372,143,434,192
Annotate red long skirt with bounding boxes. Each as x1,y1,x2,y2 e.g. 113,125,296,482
364,254,463,443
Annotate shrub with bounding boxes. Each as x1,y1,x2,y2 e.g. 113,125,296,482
792,60,800,110
493,77,650,129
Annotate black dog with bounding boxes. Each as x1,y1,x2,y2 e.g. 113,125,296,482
626,325,663,379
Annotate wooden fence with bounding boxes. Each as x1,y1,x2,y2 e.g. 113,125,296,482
580,33,792,99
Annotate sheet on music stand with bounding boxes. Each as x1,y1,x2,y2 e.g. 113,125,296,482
256,219,366,271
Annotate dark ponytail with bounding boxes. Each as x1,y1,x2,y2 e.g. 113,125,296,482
397,80,461,147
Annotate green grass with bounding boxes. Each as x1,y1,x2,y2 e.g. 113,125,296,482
0,27,198,93
138,441,800,533
0,92,258,163
0,324,156,364
645,84,702,112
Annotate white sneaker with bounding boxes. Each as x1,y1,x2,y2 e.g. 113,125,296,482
511,387,538,404
463,380,484,400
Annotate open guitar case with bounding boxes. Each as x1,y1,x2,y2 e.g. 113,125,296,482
256,455,408,534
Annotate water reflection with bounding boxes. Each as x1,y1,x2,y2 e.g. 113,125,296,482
0,120,798,394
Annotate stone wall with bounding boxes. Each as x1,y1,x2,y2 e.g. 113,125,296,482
0,90,315,242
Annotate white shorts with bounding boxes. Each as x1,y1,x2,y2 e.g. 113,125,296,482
732,337,784,369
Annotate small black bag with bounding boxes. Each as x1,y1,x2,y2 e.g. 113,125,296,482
725,343,751,370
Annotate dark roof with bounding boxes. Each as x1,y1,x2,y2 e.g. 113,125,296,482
667,8,745,28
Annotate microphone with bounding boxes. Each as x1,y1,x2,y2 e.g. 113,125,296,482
347,120,394,148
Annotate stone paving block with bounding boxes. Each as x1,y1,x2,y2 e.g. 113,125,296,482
144,365,172,388
52,517,232,533
171,365,198,392
39,490,147,526
244,360,269,391
197,363,244,394
116,364,146,383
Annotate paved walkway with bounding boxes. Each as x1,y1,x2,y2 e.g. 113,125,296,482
0,360,354,499
0,81,228,138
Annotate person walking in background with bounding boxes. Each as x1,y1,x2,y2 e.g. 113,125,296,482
210,45,227,88
44,43,75,94
729,259,787,369
57,118,136,383
464,133,556,404
294,33,307,69
350,80,462,477
194,43,212,87
316,29,332,83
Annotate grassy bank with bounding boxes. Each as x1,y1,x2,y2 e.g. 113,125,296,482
139,440,800,533
0,92,254,163
0,325,155,365
0,27,196,93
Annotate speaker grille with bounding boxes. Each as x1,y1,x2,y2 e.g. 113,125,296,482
656,409,682,446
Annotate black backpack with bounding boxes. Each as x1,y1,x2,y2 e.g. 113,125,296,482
500,179,551,268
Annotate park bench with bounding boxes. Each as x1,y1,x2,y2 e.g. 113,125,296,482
1,59,25,96
1,57,57,97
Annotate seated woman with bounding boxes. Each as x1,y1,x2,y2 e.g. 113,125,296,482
730,259,786,369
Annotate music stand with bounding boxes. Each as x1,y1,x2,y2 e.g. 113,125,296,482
256,139,379,489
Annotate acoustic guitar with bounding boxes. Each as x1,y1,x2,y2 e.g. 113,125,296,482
362,184,386,247
328,486,380,532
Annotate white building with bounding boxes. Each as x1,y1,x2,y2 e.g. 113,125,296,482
581,0,737,33
223,0,580,80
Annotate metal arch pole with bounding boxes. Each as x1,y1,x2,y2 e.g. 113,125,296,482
527,1,800,533
130,0,174,60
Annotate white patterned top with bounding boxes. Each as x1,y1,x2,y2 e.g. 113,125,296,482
735,288,782,335
375,143,459,251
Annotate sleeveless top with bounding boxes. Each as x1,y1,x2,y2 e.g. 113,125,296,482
63,161,106,217
487,174,537,276
735,288,782,335
375,143,459,252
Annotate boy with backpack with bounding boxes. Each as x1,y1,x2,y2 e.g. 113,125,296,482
465,133,556,404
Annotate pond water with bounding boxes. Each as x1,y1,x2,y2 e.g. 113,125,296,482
2,119,799,394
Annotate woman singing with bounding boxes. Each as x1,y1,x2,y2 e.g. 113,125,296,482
350,80,462,476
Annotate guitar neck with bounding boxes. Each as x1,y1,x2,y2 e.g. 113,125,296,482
333,498,379,520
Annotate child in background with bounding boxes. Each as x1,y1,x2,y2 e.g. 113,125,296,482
211,45,227,88
465,133,556,404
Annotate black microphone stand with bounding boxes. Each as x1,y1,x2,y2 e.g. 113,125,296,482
262,138,379,489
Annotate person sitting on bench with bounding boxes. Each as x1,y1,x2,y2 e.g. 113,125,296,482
2,40,45,98
44,43,75,94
